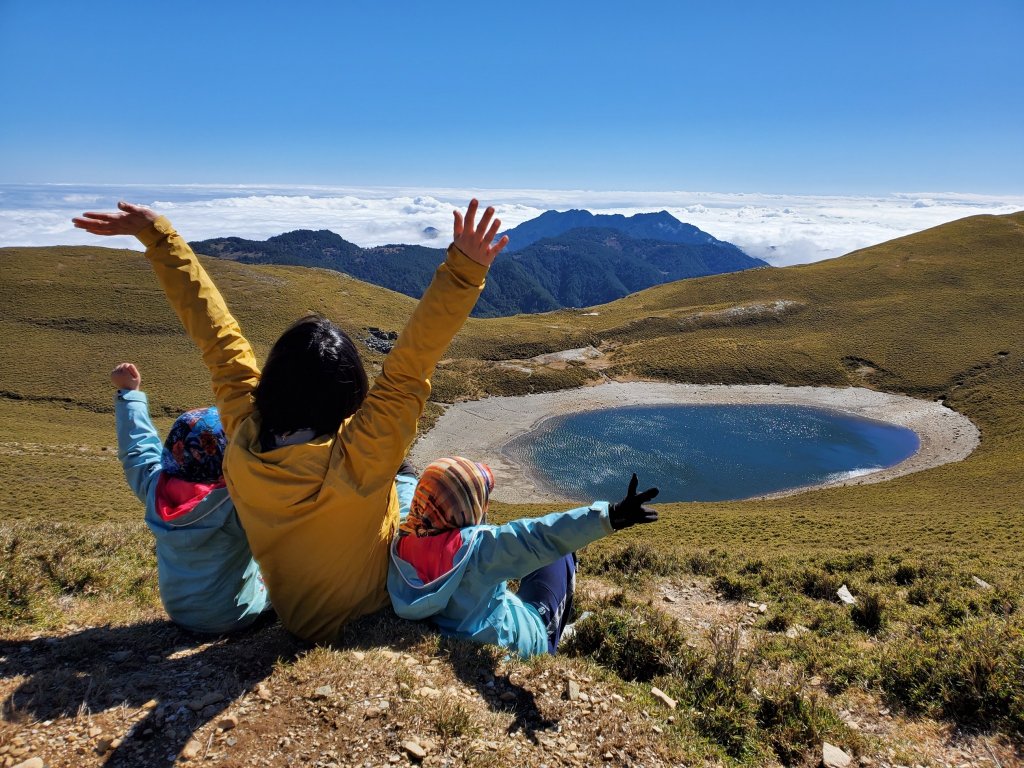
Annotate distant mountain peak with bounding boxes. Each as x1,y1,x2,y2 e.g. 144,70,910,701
500,209,728,252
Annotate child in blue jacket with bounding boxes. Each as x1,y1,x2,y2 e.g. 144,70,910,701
388,456,659,658
112,362,270,633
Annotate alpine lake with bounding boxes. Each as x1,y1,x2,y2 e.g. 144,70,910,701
502,404,920,503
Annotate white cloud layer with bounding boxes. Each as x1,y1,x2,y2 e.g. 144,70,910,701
1,184,1021,267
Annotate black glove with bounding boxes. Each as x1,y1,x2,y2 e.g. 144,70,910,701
609,473,660,530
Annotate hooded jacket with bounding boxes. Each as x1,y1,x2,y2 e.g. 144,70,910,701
136,217,487,642
115,389,268,633
388,503,612,658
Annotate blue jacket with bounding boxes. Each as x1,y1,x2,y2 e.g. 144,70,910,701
115,389,269,633
388,502,612,657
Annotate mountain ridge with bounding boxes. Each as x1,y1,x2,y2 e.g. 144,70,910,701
189,210,766,317
498,208,743,253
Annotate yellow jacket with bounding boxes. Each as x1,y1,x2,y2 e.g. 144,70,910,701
137,217,487,642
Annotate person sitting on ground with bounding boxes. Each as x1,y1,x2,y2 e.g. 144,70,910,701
388,457,659,657
75,199,507,642
111,362,269,634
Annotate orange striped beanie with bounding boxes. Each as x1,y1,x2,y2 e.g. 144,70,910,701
399,456,495,538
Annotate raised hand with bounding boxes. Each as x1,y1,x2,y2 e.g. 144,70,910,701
452,199,509,267
73,201,159,238
111,362,142,391
609,473,660,530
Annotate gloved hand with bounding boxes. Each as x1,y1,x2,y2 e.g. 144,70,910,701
609,473,660,530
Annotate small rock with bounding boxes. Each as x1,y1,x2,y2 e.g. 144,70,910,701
314,685,334,698
188,691,224,710
823,742,853,768
747,601,759,609
110,650,132,662
837,585,856,605
565,680,581,701
663,594,677,603
652,725,663,734
182,739,203,760
402,740,428,761
216,715,238,731
414,686,439,698
758,603,768,613
257,683,272,701
499,691,516,703
88,726,102,738
972,576,993,590
365,707,382,719
142,698,158,710
650,686,677,710
96,736,114,755
352,651,366,661
12,759,45,768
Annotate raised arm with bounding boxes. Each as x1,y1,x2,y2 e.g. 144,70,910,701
334,200,509,489
466,504,615,583
467,474,660,582
74,203,260,438
111,363,162,503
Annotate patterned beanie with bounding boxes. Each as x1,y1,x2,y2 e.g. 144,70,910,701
161,407,227,484
399,456,495,537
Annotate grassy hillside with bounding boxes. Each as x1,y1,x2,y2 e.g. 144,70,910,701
1,212,1022,763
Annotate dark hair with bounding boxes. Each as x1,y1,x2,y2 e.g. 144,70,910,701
254,314,368,439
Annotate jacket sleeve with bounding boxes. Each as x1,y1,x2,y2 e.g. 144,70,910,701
136,217,261,439
333,244,487,489
465,503,614,583
114,389,163,503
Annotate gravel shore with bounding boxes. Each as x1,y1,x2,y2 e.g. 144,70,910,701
410,382,980,505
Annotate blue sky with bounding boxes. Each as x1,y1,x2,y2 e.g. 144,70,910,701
1,1,1021,193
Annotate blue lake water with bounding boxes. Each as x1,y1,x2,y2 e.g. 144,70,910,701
503,404,920,503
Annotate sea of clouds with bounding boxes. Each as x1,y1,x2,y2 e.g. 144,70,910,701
2,183,1021,267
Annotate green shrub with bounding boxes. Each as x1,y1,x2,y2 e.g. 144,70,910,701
562,601,690,682
761,611,792,633
586,542,682,582
799,568,843,600
822,552,875,574
714,573,759,602
907,580,938,606
851,592,886,635
880,618,1024,734
756,683,847,764
430,698,477,739
685,551,722,576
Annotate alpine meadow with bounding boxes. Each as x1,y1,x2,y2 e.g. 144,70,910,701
0,211,1022,765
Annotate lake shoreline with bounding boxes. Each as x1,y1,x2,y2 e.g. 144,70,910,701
410,382,980,506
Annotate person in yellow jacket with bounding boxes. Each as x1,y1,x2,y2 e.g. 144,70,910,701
73,199,508,643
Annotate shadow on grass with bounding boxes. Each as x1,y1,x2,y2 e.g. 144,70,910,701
333,609,559,742
439,639,558,742
0,612,297,766
1,608,568,763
